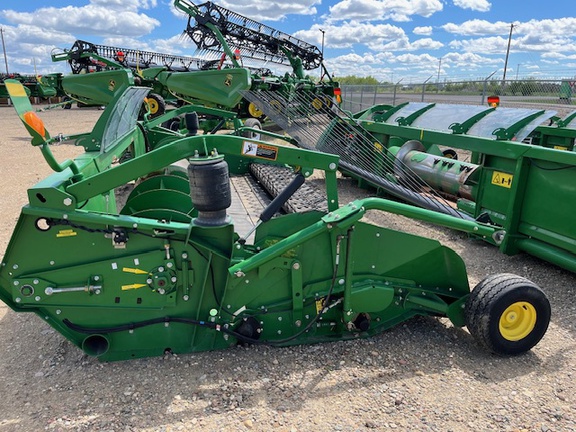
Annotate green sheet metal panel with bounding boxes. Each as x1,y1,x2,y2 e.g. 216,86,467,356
518,156,576,254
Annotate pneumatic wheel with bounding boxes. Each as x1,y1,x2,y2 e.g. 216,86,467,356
241,118,262,140
465,273,551,355
247,102,264,119
62,96,72,109
144,93,166,118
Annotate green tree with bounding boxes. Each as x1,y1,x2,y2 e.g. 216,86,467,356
334,75,381,85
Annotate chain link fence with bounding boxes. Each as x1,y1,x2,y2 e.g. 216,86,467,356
341,79,576,117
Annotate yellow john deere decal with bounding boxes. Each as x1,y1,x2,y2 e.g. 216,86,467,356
56,229,77,238
554,145,568,151
491,171,513,188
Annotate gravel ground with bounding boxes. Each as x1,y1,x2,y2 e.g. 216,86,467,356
1,104,576,432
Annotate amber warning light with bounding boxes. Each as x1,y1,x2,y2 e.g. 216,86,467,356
487,95,500,107
334,87,342,104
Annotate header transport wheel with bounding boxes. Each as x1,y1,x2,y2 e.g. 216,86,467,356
241,118,262,140
144,93,166,118
465,273,551,355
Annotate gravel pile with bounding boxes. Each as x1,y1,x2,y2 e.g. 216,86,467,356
0,105,575,432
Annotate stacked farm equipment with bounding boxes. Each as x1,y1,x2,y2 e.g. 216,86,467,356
47,0,340,123
1,73,59,101
50,39,251,117
0,78,551,361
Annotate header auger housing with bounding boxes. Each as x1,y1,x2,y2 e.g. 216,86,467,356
0,80,551,361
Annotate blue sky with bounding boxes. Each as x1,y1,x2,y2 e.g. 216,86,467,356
1,0,575,83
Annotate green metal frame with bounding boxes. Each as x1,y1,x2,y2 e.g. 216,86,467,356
345,102,576,272
0,82,511,361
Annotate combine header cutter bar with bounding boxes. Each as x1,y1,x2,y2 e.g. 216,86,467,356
51,39,215,74
242,87,576,273
50,39,253,114
175,0,323,71
0,80,551,361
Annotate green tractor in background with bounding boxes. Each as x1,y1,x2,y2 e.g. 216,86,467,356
1,72,59,101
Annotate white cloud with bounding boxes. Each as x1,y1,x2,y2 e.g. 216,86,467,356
449,36,508,54
0,1,162,75
205,0,321,21
367,36,444,52
324,49,501,81
89,0,158,11
452,0,491,12
325,0,443,23
414,26,433,36
294,22,407,49
442,19,511,36
519,17,576,38
541,52,576,61
1,4,160,38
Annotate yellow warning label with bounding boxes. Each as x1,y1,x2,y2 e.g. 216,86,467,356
122,283,147,291
315,298,324,314
491,171,513,189
5,81,27,97
241,142,278,161
554,145,568,151
56,229,77,238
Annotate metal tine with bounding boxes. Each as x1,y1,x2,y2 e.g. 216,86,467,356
94,43,210,72
242,89,462,217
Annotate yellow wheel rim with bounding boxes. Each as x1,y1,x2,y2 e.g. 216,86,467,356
270,100,282,114
146,98,159,114
248,102,263,118
312,98,323,110
499,302,537,341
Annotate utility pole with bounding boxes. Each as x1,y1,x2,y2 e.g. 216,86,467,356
436,56,442,93
319,28,325,61
0,27,9,74
502,23,515,83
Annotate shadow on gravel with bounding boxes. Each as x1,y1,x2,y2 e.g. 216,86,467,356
0,302,569,430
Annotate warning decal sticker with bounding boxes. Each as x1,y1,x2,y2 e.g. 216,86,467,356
241,141,278,161
56,229,77,238
491,171,513,189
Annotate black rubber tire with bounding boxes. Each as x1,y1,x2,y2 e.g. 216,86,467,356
145,93,166,118
465,273,551,355
241,118,262,139
62,96,72,109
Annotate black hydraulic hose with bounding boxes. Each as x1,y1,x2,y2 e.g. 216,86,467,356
62,233,346,347
63,316,217,334
238,172,307,245
259,173,306,222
